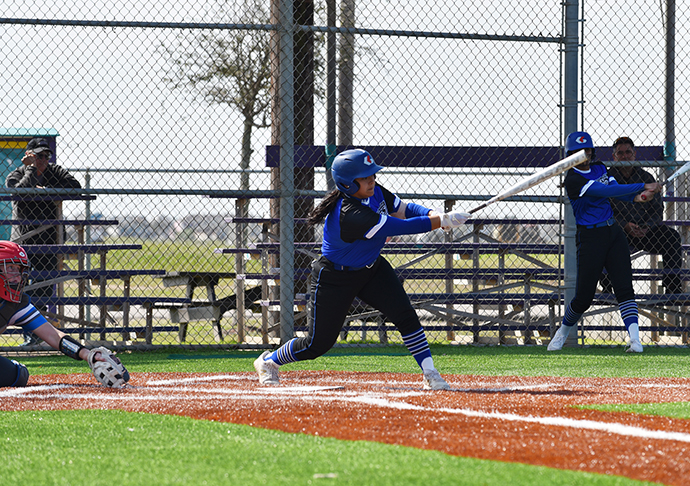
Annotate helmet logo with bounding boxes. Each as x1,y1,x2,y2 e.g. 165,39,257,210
364,154,374,166
575,136,588,144
19,251,25,257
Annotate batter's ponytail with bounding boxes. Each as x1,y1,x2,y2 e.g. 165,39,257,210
308,189,343,226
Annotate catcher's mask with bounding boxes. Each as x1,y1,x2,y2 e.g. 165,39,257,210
0,241,30,303
331,149,383,196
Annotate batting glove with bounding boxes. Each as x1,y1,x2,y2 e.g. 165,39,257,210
440,211,471,229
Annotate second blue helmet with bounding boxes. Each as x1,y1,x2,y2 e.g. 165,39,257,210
565,131,595,155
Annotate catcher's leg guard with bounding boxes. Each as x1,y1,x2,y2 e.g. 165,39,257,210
0,356,28,387
11,361,29,387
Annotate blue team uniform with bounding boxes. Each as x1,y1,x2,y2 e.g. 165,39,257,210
270,184,435,366
322,185,430,268
564,162,644,226
561,161,646,325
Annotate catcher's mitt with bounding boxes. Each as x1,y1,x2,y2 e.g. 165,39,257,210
87,347,130,388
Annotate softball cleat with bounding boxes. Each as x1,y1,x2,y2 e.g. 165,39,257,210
422,369,450,390
626,340,643,353
254,351,280,385
547,327,569,351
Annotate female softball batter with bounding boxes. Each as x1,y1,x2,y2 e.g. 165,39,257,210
548,132,660,353
254,149,469,390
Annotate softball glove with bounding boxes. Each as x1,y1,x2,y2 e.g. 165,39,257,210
87,347,130,388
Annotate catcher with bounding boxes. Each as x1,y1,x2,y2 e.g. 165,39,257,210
0,241,129,388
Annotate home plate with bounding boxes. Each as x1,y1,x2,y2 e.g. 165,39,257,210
259,386,345,393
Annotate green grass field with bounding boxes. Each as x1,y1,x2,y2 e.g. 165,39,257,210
2,346,686,485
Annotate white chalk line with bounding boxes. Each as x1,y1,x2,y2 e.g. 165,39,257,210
6,379,690,446
140,385,348,395
6,376,690,446
338,395,690,444
5,376,686,400
0,384,76,397
145,372,686,396
146,375,250,386
308,377,689,393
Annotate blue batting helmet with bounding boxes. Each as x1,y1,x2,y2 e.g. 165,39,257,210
331,149,383,196
565,131,595,156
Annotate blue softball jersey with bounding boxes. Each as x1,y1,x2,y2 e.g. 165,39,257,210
322,185,431,268
564,162,645,227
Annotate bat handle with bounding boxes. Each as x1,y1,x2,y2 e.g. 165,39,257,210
468,204,486,214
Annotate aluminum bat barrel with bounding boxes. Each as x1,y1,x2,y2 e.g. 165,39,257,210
468,150,588,214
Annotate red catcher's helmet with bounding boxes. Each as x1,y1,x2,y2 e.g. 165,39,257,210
0,241,30,303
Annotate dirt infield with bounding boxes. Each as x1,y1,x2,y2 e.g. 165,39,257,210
2,371,690,485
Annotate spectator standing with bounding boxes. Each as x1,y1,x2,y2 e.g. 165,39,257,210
5,138,81,346
604,136,684,295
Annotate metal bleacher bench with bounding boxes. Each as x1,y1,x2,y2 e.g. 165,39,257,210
9,295,192,345
0,218,119,245
26,269,166,290
20,243,141,254
218,237,565,344
215,144,682,344
16,244,190,344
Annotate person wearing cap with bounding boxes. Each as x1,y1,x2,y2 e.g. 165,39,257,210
603,136,684,295
5,138,81,347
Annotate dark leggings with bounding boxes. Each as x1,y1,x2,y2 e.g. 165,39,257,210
291,256,422,361
571,223,635,314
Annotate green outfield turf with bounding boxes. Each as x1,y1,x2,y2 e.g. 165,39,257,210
19,344,690,378
3,345,686,486
1,409,652,486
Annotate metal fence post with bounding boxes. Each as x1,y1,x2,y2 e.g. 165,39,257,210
278,0,295,344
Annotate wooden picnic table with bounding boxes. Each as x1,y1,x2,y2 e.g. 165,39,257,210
159,271,246,342
161,271,237,301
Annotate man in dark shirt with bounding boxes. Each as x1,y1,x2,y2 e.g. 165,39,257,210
5,137,81,346
604,136,683,295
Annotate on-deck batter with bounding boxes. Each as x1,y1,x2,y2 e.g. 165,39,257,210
548,132,661,352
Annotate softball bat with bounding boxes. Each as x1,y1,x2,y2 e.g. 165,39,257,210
468,150,588,214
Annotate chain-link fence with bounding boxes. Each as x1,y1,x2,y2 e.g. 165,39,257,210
0,1,687,351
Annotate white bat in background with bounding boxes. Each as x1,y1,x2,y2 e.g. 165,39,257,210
665,160,690,185
636,160,690,201
468,150,588,214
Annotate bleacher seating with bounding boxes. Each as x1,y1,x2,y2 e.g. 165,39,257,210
212,144,690,345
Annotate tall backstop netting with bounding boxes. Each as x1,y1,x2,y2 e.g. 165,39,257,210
0,1,688,350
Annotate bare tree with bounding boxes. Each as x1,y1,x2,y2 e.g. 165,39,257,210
163,0,272,191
